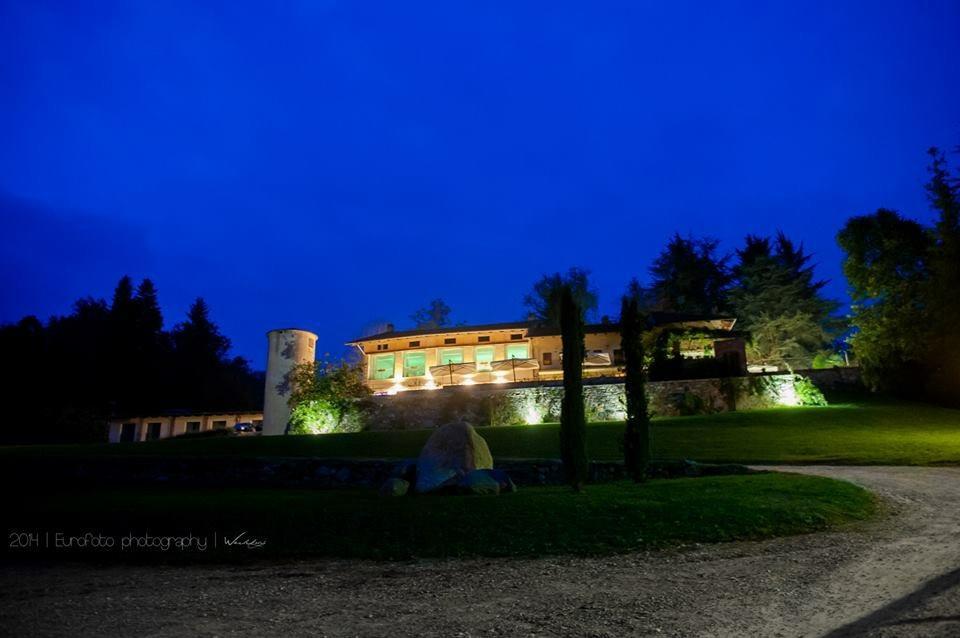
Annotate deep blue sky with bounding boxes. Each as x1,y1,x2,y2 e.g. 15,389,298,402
2,1,958,368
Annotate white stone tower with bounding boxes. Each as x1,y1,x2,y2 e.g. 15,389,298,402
263,328,317,436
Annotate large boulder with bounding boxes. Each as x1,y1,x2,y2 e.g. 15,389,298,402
458,470,501,495
415,421,493,493
483,468,517,493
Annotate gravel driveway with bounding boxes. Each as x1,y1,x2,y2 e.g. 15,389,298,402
2,466,958,637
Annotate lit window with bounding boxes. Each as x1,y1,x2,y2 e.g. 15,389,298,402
439,348,463,365
372,353,395,380
506,344,529,359
403,351,426,377
475,346,495,371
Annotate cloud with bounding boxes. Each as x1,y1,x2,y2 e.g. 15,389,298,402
0,191,153,322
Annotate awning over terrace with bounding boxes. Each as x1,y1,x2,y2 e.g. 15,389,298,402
490,357,540,382
584,352,612,366
429,362,478,385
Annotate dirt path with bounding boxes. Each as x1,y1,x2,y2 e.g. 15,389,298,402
2,466,958,637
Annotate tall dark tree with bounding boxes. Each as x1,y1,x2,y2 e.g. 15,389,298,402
620,283,650,482
729,232,839,369
1,279,264,444
171,297,232,408
649,234,730,314
839,209,931,394
921,147,960,402
840,147,960,403
559,285,588,491
110,275,135,319
133,278,164,336
524,267,598,326
410,298,452,329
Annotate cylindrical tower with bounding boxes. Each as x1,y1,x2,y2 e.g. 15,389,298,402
263,328,318,436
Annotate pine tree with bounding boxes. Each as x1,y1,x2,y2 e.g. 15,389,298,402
133,278,164,336
620,284,650,482
110,275,135,319
171,298,232,409
649,234,730,314
559,285,588,490
729,232,839,369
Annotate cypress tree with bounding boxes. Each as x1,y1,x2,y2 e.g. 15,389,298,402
559,285,588,490
620,289,650,482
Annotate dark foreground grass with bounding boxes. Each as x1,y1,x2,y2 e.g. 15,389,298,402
5,397,959,465
7,473,875,560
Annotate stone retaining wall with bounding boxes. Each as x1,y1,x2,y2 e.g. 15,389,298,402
360,374,798,431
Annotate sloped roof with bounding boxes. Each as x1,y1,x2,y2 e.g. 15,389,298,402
348,312,736,344
348,321,534,344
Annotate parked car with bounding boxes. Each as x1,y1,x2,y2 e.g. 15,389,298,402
234,422,255,433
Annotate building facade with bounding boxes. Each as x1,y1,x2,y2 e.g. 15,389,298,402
347,313,745,394
107,411,263,443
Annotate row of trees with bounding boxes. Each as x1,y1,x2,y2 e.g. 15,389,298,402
408,227,840,373
558,280,651,490
557,144,959,489
0,277,263,443
838,146,960,405
523,232,839,370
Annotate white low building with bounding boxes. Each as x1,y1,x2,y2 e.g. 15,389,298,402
108,411,263,443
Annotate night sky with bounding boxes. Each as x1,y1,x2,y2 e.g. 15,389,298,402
2,1,958,368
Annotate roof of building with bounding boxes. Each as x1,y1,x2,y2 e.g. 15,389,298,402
526,312,736,336
347,321,534,344
110,408,263,419
347,312,736,344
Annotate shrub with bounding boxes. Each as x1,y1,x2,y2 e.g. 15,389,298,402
675,391,707,416
287,361,371,434
793,375,828,406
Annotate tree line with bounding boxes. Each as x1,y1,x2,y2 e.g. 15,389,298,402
415,144,958,407
415,232,840,372
0,277,263,443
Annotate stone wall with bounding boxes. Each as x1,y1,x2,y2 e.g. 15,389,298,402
798,367,863,391
359,374,799,431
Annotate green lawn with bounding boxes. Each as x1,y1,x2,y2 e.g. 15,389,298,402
6,397,960,465
7,473,876,560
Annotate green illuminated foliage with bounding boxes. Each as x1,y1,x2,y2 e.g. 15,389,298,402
287,360,371,434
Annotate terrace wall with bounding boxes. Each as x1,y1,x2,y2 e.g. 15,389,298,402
359,374,798,431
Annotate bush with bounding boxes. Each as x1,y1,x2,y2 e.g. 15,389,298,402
288,398,365,435
674,390,707,416
793,376,828,406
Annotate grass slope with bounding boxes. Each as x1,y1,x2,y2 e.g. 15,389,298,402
6,398,960,465
8,473,876,560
